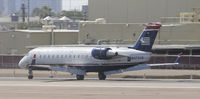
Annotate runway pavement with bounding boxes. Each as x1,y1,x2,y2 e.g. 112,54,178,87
0,77,200,99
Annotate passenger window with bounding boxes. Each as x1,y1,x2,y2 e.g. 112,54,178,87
61,55,63,58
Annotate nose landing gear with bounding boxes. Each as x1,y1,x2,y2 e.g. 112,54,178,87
28,67,33,79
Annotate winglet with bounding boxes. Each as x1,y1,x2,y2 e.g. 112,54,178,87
174,52,182,63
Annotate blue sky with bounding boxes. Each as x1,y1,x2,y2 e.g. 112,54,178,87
62,0,88,11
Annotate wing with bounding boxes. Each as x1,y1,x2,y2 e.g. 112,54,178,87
104,53,182,75
29,65,51,70
148,52,181,66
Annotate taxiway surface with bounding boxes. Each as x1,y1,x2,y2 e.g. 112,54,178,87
0,78,200,99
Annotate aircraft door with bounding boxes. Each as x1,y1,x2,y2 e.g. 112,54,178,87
127,57,131,62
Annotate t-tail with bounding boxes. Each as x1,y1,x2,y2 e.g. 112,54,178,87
129,22,162,52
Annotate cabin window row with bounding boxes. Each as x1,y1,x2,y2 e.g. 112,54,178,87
38,54,91,59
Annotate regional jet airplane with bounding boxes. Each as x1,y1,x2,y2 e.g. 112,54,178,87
18,22,181,80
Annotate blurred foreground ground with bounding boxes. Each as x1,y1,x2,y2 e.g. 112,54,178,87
1,69,200,79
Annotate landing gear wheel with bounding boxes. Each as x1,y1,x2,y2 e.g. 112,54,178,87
76,75,84,80
28,75,33,79
98,72,106,80
28,67,33,80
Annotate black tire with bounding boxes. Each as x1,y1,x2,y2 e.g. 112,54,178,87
98,72,106,80
76,75,84,80
28,75,33,79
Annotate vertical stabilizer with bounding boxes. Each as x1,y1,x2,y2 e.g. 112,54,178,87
129,22,162,52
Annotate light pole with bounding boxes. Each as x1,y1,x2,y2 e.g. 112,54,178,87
27,0,30,28
51,27,55,45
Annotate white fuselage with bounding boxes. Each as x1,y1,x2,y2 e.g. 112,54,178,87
19,46,151,71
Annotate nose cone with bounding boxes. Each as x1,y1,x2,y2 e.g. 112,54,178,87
18,57,26,68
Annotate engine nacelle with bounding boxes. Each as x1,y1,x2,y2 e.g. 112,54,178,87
91,48,118,59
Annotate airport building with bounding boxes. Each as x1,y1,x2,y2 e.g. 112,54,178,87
0,29,78,55
79,20,200,45
88,0,200,23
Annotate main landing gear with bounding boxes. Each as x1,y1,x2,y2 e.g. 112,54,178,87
76,75,84,80
76,73,106,80
28,67,33,79
98,72,106,80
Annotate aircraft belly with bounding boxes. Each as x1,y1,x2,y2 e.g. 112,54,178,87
80,63,143,72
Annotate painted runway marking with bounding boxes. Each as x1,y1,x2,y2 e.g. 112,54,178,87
0,84,200,89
